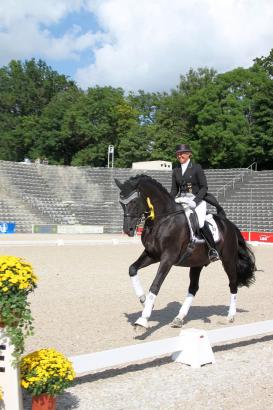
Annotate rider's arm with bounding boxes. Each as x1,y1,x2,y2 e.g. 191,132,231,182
193,165,208,205
170,169,179,198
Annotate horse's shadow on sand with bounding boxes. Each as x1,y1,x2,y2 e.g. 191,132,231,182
124,301,248,340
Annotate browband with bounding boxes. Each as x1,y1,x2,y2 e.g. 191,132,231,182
119,191,139,205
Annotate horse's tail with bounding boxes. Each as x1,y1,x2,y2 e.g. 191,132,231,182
235,225,256,287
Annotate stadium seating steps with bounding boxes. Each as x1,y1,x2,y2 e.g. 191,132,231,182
0,160,272,233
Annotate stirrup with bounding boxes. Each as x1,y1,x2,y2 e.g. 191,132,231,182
208,248,220,262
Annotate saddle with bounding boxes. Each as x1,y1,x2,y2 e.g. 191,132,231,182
184,207,220,243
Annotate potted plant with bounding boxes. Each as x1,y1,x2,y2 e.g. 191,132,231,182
0,255,37,363
20,348,76,410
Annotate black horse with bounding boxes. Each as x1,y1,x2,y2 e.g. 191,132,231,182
115,174,256,329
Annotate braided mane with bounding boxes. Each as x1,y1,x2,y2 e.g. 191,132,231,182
121,174,172,199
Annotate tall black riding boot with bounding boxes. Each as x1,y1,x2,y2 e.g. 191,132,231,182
200,223,220,262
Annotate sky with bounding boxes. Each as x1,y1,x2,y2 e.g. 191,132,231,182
0,0,272,93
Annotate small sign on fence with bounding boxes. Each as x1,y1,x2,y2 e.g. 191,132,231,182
32,224,58,234
0,222,16,234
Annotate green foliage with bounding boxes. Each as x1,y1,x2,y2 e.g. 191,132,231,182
0,256,37,365
0,52,272,168
0,58,76,162
254,49,273,77
70,86,133,166
1,293,34,364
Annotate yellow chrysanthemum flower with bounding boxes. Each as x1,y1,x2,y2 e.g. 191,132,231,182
0,256,38,296
20,348,75,396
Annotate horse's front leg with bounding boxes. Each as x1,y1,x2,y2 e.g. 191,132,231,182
171,266,203,328
135,257,173,329
129,250,158,305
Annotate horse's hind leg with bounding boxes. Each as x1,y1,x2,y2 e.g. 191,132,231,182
129,250,158,305
171,266,203,328
222,260,238,323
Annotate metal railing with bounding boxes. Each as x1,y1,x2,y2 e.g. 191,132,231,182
215,162,257,199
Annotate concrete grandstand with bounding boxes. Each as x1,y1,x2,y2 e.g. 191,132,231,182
0,160,272,234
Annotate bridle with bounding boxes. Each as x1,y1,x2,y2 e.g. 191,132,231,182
119,189,184,223
119,190,147,221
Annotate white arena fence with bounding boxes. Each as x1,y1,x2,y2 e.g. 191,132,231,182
1,319,273,409
70,320,273,375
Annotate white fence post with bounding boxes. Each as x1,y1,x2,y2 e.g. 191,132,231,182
0,327,23,410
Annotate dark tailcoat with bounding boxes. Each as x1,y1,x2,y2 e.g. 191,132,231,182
170,160,225,215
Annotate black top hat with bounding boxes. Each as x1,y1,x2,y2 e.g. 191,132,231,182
175,144,192,153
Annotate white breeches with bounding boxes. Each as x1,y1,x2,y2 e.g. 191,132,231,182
179,194,207,228
195,200,206,228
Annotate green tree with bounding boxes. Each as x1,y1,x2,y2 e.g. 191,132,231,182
254,48,273,77
248,65,273,168
0,59,76,161
29,88,82,164
179,67,271,168
71,86,127,166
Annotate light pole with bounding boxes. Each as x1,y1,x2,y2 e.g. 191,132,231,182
108,145,114,168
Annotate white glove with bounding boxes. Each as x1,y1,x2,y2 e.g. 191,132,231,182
175,197,184,203
188,200,196,209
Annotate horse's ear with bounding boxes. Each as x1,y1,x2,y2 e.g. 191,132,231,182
114,178,123,190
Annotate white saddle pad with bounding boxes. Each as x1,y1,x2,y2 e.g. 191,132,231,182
205,214,220,242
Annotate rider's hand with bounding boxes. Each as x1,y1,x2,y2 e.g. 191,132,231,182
175,197,184,203
188,200,196,209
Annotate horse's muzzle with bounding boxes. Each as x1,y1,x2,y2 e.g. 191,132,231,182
127,227,135,237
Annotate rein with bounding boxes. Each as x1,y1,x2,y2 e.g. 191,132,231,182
145,194,184,223
143,209,185,233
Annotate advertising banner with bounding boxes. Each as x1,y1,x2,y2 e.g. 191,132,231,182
0,222,16,234
57,225,104,234
32,224,58,234
241,231,273,243
250,232,273,243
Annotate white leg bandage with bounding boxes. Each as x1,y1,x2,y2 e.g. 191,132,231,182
142,292,156,319
228,293,237,317
131,275,144,298
178,293,194,318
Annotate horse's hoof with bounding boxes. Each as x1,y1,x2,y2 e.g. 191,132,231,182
171,317,184,328
139,295,146,306
227,315,235,323
134,317,148,329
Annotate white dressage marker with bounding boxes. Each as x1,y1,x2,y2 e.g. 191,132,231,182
70,320,273,374
172,328,215,368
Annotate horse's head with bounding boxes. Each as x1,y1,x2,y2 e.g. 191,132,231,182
115,178,147,236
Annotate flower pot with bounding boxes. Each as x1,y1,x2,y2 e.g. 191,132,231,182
32,394,56,410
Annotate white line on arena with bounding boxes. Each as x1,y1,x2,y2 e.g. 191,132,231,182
1,239,272,247
0,238,142,247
